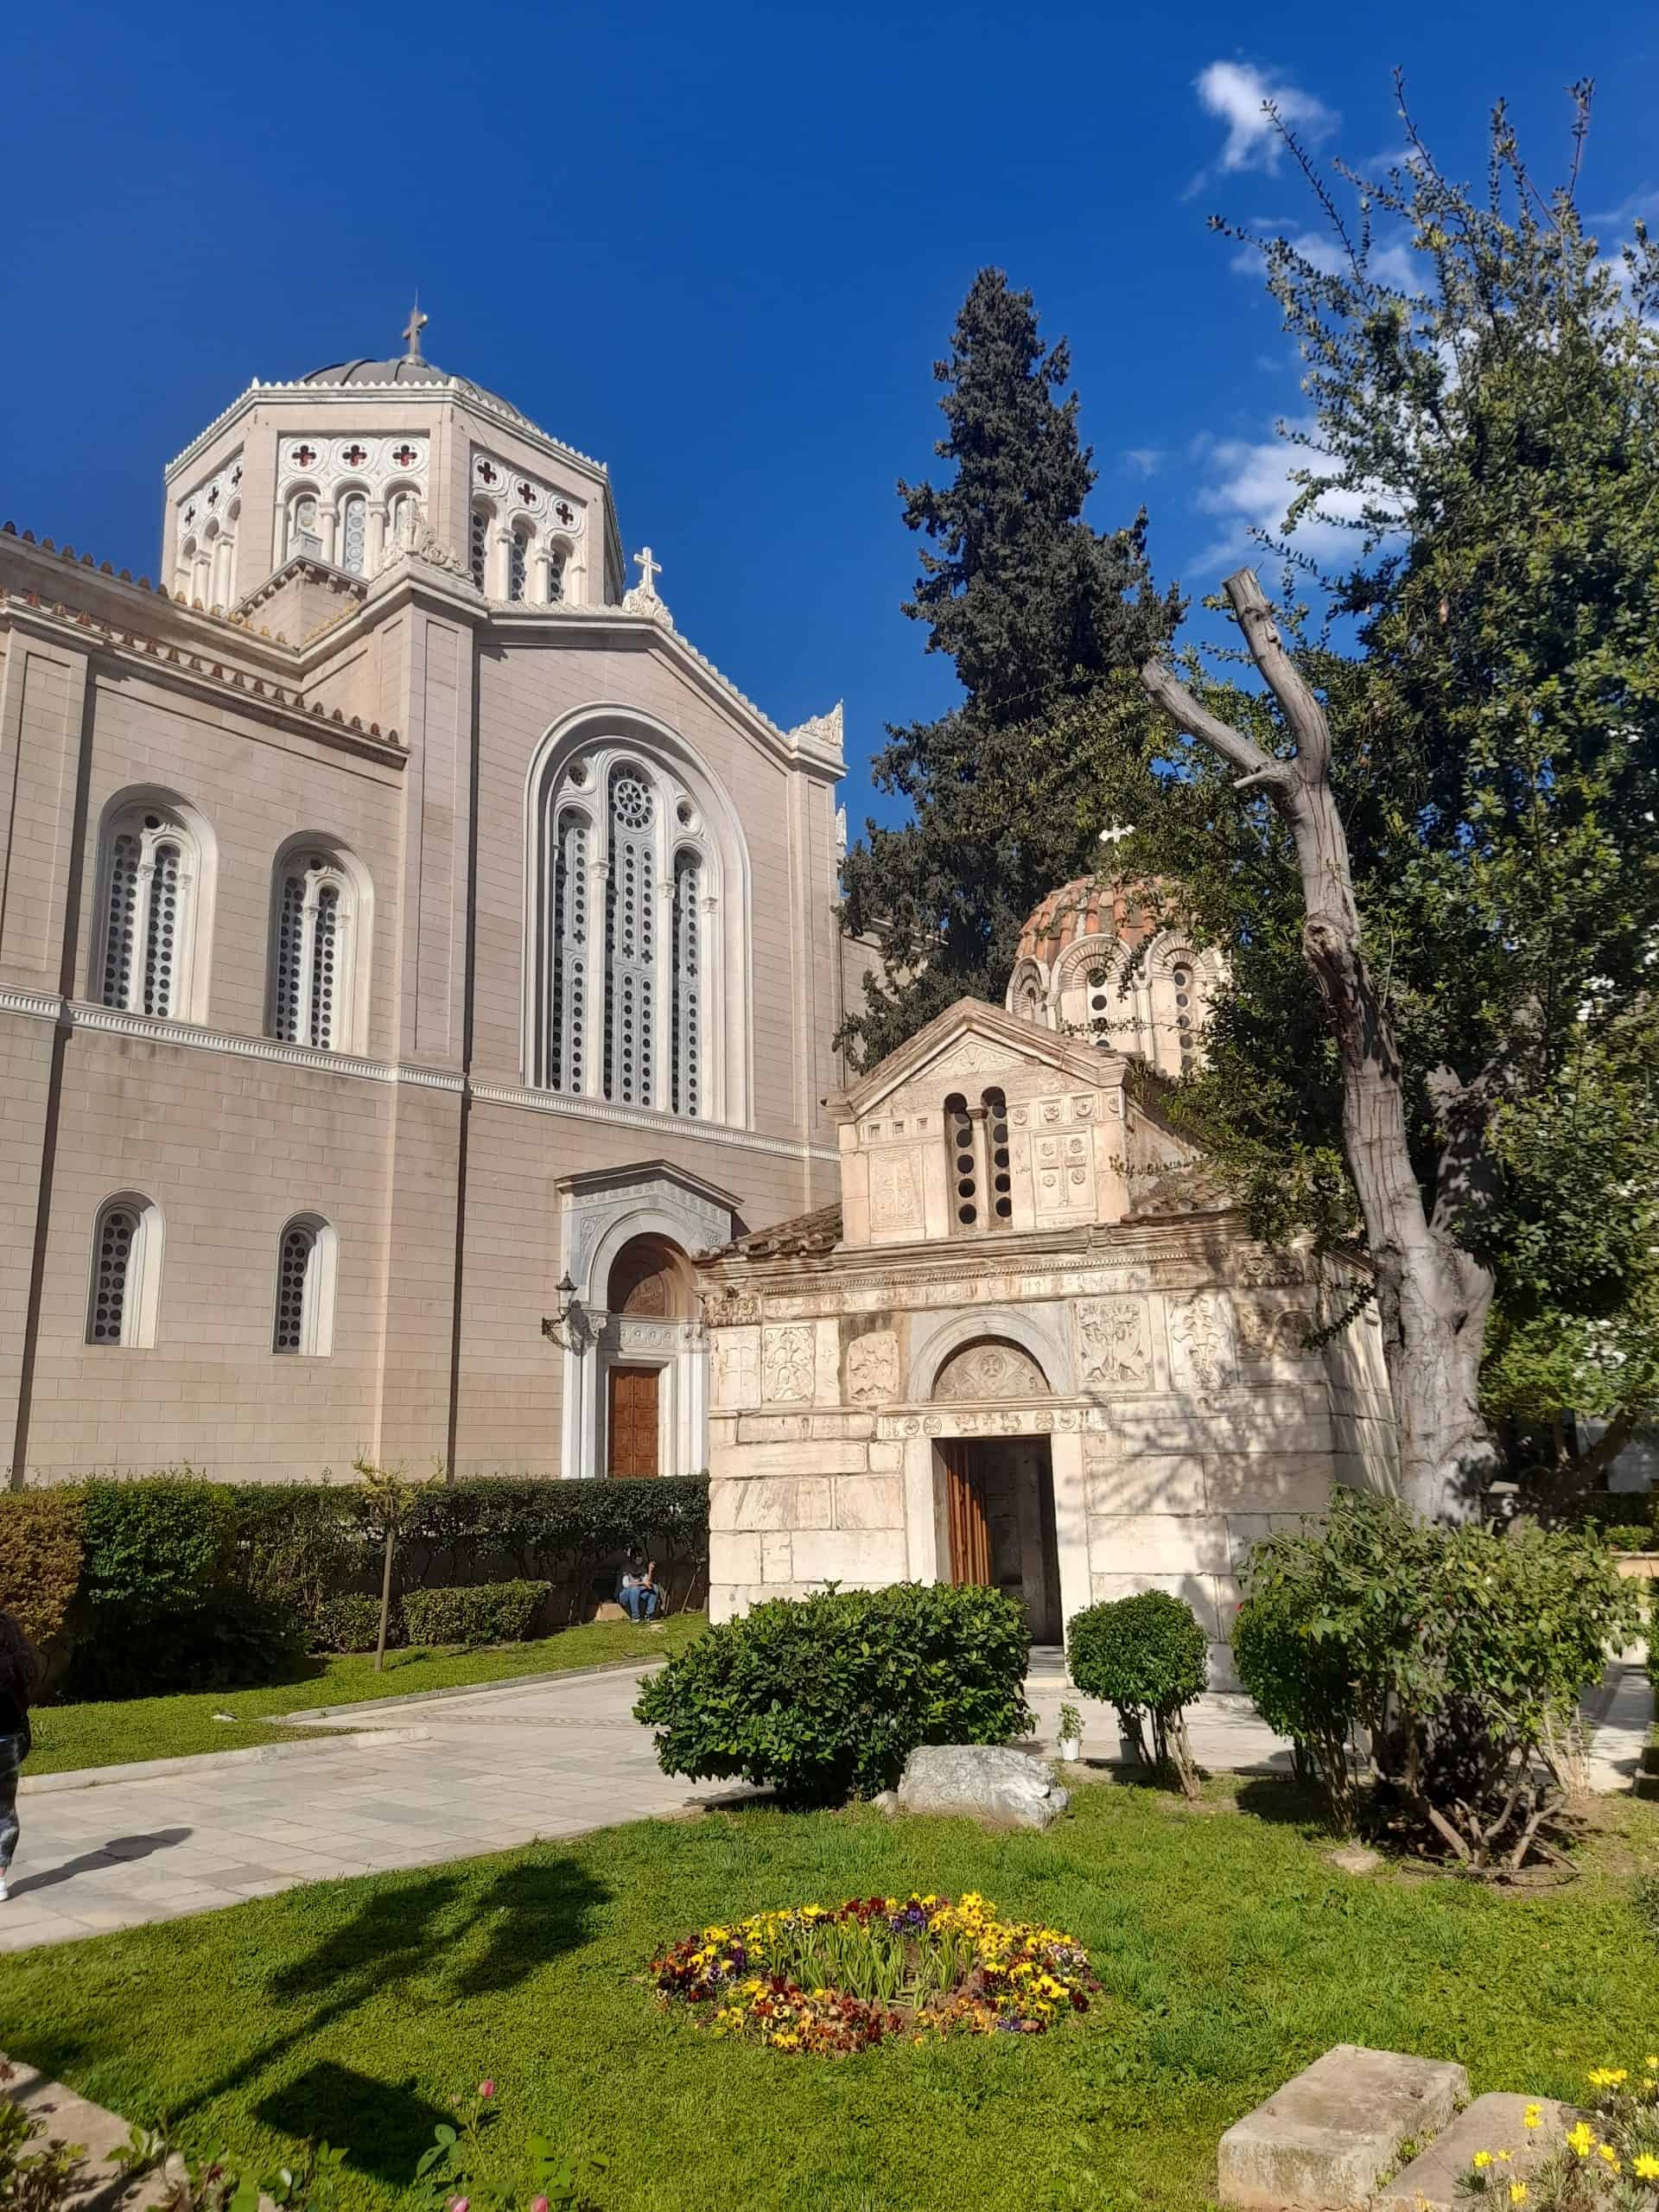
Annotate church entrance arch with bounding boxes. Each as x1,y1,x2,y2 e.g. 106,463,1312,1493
601,1236,693,1478
930,1337,1062,1644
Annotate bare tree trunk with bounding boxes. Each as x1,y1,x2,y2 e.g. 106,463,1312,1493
1141,569,1496,1522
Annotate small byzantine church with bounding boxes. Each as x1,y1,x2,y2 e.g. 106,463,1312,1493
0,311,1392,1656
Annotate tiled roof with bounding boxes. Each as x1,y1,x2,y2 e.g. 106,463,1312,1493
702,1203,842,1262
1014,875,1165,967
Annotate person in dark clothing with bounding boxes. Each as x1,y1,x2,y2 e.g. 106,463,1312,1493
0,1611,38,1902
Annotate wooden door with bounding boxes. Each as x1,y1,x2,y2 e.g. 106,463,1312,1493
942,1440,991,1587
607,1364,660,1478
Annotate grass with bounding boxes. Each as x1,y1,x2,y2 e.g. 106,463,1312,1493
28,1611,708,1777
6,1776,1659,2212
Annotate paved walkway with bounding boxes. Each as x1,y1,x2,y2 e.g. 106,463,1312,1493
2,1655,1649,1956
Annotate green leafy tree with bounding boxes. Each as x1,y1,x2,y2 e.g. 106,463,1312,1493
838,269,1179,1065
1101,80,1659,1518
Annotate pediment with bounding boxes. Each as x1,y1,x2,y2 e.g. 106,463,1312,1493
836,996,1127,1121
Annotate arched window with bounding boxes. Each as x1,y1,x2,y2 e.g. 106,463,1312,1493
337,493,367,575
547,543,568,603
944,1092,977,1232
175,536,197,600
86,1193,163,1348
273,1215,338,1355
943,1089,1013,1236
508,527,530,603
671,849,702,1116
286,492,321,560
982,1087,1013,1224
268,842,368,1052
528,721,748,1122
96,799,207,1020
470,504,492,592
604,765,657,1107
545,809,589,1092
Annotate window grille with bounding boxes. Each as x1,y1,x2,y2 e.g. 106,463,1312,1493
946,1093,977,1230
604,769,656,1107
272,1216,335,1355
508,531,528,602
470,508,490,591
982,1087,1014,1223
671,849,701,1116
275,1223,315,1352
97,807,198,1020
339,494,366,575
270,853,356,1051
86,1194,162,1348
547,810,588,1091
89,1205,137,1344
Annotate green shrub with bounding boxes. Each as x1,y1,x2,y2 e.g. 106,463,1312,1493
402,1580,550,1648
1236,1491,1640,1860
78,1474,235,1612
1602,1522,1656,1554
0,1490,84,1658
633,1581,1033,1803
311,1593,397,1653
1066,1592,1207,1793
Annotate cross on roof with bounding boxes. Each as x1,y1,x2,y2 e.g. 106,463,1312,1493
632,545,663,594
402,297,428,360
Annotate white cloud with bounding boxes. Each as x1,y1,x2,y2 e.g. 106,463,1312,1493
1122,447,1167,477
1192,60,1337,181
1187,423,1379,575
1230,226,1416,291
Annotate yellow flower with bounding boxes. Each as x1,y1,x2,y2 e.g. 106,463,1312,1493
1589,2069,1630,2088
1599,2147,1621,2173
1523,2107,1542,2131
1510,2186,1528,2205
1473,2153,1495,2171
1634,2155,1659,2182
1567,2123,1596,2158
1497,2152,1512,2163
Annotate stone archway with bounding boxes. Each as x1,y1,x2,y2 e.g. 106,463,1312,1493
931,1337,1049,1402
929,1337,1061,1642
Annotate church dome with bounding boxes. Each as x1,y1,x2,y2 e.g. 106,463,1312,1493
298,353,531,426
1014,875,1159,967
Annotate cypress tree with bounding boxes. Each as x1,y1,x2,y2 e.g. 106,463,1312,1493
838,268,1179,1066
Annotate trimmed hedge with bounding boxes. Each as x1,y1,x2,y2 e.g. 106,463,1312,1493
633,1581,1033,1803
0,1489,84,1655
404,1580,550,1648
311,1593,396,1654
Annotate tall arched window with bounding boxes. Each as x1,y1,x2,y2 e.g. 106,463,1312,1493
337,493,367,575
547,543,568,602
273,1215,338,1355
604,766,657,1107
527,721,749,1122
268,843,368,1052
508,527,530,603
96,799,207,1020
671,849,702,1116
86,1193,164,1348
546,810,589,1093
470,504,493,592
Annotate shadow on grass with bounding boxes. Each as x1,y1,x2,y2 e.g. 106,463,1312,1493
254,2064,452,2186
1232,1776,1343,1832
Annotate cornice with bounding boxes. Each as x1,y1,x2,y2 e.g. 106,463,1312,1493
1,523,301,655
1,592,406,766
470,1076,837,1163
163,378,612,493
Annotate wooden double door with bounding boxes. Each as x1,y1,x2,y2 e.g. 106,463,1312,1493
607,1364,660,1478
942,1438,1061,1643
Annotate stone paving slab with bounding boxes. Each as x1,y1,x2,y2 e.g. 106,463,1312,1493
1218,2044,1469,2209
1376,2094,1573,2212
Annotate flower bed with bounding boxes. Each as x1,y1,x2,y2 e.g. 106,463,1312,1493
648,1891,1096,2054
1465,2063,1659,2210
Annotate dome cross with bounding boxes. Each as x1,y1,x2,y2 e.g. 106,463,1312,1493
402,298,429,361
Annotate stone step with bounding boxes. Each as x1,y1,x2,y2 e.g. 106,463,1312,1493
1218,2044,1470,2210
1375,2094,1573,2212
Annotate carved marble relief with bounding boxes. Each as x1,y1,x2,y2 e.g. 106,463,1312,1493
1076,1296,1152,1392
760,1323,816,1403
711,1329,761,1408
845,1330,900,1406
869,1151,924,1235
1166,1293,1236,1395
931,1339,1048,1402
702,1290,760,1327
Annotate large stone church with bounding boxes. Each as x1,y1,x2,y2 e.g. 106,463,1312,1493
0,314,1395,1659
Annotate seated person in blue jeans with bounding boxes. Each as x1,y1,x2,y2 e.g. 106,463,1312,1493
619,1558,661,1623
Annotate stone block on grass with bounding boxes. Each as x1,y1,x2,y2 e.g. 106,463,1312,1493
1217,2044,1469,2209
1374,2094,1572,2212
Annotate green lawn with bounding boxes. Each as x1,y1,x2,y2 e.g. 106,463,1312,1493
6,1777,1659,2212
28,1611,707,1777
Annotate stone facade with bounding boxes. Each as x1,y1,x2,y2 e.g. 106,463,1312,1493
0,324,851,1481
696,999,1397,1673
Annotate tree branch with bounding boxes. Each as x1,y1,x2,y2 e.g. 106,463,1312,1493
1137,657,1290,788
1224,569,1335,773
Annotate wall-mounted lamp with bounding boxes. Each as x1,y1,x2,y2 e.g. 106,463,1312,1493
541,1274,584,1350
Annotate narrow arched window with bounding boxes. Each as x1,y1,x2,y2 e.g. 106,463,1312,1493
945,1092,977,1232
671,849,702,1116
470,505,491,591
604,766,656,1107
269,847,364,1052
982,1087,1013,1224
273,1216,337,1355
86,1194,163,1347
338,493,367,575
547,809,589,1092
97,803,201,1020
508,528,530,602
286,493,321,560
548,544,567,602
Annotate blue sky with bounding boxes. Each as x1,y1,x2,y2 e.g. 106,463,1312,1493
3,0,1656,832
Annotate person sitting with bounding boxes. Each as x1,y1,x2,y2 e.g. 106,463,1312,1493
618,1558,662,1624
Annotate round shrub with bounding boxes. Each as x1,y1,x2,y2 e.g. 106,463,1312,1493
634,1581,1033,1803
311,1593,397,1654
1065,1591,1207,1790
0,1489,84,1661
